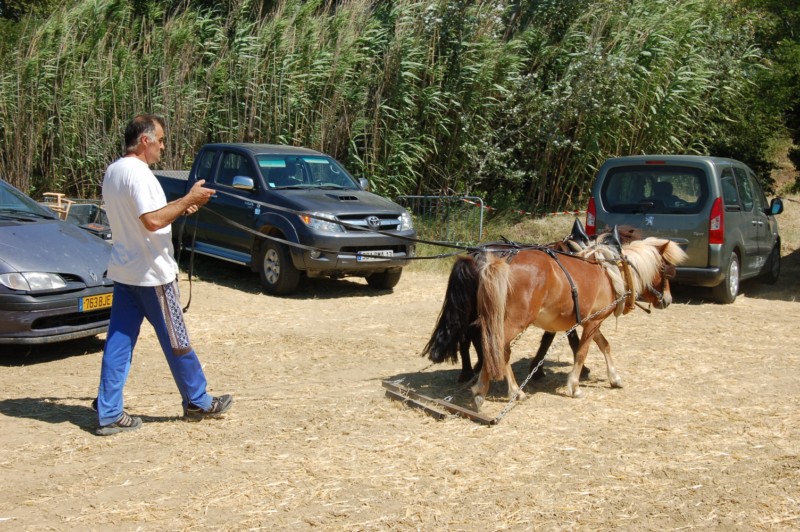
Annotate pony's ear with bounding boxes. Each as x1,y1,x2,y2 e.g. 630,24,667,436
569,218,590,245
610,225,623,253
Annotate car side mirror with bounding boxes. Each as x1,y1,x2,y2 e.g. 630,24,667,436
768,197,784,216
359,178,370,191
232,176,255,191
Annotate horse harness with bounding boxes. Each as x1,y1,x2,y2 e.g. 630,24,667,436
479,226,672,326
481,242,599,326
485,241,636,326
624,258,675,309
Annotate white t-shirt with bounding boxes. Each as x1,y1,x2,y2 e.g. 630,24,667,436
102,156,177,286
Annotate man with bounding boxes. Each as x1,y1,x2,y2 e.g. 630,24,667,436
95,114,232,436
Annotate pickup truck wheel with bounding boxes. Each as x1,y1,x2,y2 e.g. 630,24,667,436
711,251,739,304
366,269,402,290
258,240,300,295
762,244,780,285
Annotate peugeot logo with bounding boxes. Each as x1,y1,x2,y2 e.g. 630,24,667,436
89,270,98,282
366,216,381,229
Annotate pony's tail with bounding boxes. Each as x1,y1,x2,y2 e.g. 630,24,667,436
477,253,511,381
422,255,480,364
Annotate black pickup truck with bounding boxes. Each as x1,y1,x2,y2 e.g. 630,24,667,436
155,143,416,295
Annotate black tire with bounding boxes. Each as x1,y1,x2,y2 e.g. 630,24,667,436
366,269,402,290
258,240,301,295
711,251,739,304
762,244,780,285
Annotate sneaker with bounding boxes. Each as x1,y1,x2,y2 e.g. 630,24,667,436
96,411,142,436
183,394,233,421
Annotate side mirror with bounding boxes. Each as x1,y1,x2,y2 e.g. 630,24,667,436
232,176,255,191
768,197,784,216
359,178,369,191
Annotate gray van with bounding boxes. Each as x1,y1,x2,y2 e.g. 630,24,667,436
585,155,784,303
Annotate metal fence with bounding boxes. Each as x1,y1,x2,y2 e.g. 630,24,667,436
395,195,485,245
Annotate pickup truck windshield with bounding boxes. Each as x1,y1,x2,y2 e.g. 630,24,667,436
258,155,360,190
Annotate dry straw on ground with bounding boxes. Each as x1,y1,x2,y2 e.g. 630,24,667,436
1,197,799,530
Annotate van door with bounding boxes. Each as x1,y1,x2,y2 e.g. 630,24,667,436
731,166,762,276
745,169,773,264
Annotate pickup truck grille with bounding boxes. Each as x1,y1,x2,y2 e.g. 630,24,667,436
340,245,408,254
337,214,401,232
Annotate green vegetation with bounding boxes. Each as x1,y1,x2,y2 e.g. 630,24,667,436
0,0,796,209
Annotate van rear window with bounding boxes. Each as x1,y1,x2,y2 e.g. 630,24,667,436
600,165,708,214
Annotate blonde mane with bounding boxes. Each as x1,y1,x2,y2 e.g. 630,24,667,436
622,237,688,293
573,236,687,313
576,241,626,299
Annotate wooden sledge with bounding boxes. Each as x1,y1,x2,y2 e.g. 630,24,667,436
382,380,497,426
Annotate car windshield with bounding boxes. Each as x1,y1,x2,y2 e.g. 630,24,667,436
600,165,708,215
0,180,57,219
257,155,360,190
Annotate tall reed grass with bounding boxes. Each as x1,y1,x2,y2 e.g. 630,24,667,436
0,0,780,211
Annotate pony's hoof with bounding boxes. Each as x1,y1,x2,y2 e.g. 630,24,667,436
515,390,527,402
473,395,484,412
610,378,624,389
570,388,585,399
457,371,474,383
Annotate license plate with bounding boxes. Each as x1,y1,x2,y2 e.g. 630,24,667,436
357,250,393,262
80,293,113,312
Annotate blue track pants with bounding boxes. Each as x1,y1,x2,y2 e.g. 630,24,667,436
96,280,211,426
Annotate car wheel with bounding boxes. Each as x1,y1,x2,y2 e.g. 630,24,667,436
366,269,402,290
258,240,300,295
711,251,739,304
762,244,780,285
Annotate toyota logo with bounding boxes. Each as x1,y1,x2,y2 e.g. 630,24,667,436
366,216,381,229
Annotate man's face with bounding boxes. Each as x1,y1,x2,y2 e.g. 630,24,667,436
141,123,165,165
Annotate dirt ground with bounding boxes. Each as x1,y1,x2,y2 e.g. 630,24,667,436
2,200,800,531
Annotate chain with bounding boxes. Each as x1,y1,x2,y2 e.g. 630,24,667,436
491,290,631,424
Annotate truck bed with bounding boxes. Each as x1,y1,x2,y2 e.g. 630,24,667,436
153,170,190,181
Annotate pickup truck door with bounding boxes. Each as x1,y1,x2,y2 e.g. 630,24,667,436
197,150,261,260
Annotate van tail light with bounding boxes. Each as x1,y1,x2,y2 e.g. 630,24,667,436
709,197,724,245
585,197,597,236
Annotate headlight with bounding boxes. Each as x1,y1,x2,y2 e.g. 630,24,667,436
300,212,345,233
0,272,67,291
399,211,413,231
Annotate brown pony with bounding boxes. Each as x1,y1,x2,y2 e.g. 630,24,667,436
471,237,687,410
421,223,642,384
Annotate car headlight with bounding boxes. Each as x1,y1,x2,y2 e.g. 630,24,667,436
300,212,345,233
399,211,413,231
0,272,68,291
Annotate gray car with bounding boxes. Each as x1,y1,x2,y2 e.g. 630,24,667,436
585,155,783,303
0,179,114,344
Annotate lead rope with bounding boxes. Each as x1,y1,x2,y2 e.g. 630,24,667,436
180,218,199,314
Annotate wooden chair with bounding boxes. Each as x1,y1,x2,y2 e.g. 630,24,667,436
41,192,75,220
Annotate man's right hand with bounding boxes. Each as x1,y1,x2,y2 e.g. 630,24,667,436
187,179,215,207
